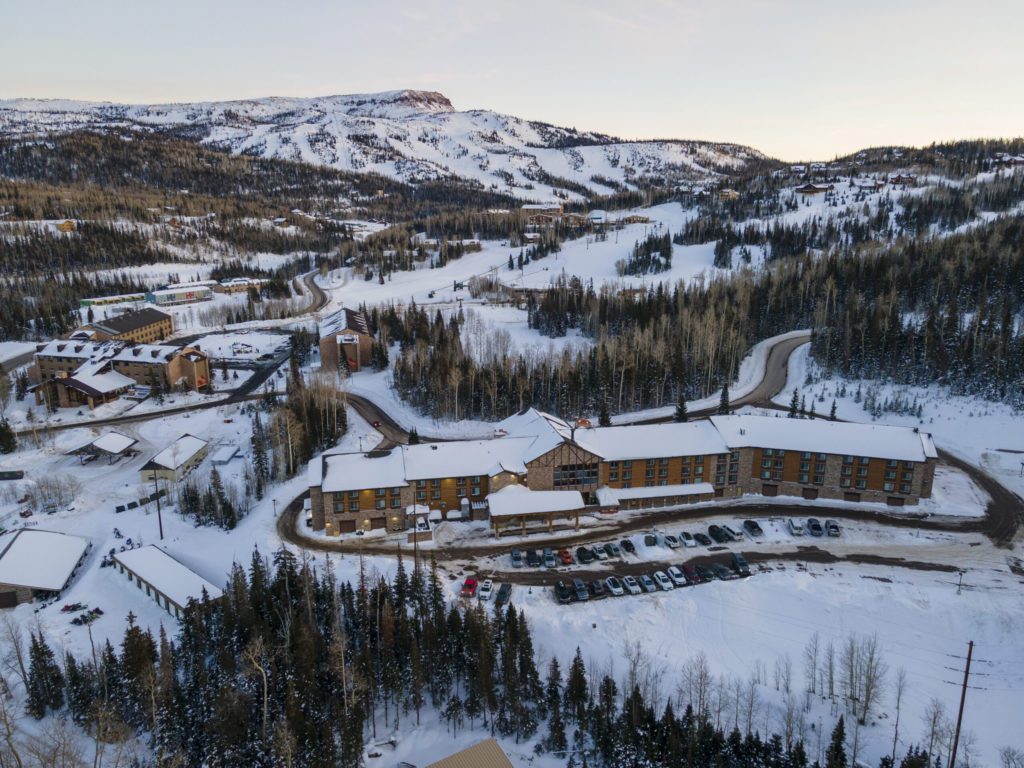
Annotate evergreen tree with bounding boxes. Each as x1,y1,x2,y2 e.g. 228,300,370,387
674,393,688,423
718,380,731,415
0,419,16,454
26,631,64,718
408,426,420,445
598,400,611,427
825,715,848,768
830,399,838,420
789,388,800,418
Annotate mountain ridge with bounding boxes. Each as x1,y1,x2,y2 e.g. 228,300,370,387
0,89,766,200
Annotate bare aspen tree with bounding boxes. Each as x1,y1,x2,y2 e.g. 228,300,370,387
891,667,908,761
744,675,760,737
922,697,947,762
857,633,887,724
243,636,270,743
0,618,29,692
0,675,26,768
780,652,793,695
823,641,836,700
804,631,820,697
1000,747,1024,768
781,694,799,748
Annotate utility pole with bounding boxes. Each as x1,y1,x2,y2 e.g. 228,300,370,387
152,472,164,541
948,640,974,768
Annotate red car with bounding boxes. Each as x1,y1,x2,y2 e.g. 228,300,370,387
371,420,382,428
460,578,478,598
557,548,574,566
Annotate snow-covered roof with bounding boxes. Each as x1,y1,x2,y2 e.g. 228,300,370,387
498,408,575,462
0,529,90,591
35,339,117,361
64,359,136,395
486,484,585,517
319,308,370,339
710,415,937,462
149,434,208,470
87,431,137,455
210,445,239,464
596,482,715,506
402,438,533,480
575,421,730,461
114,545,223,608
110,344,181,364
320,450,407,493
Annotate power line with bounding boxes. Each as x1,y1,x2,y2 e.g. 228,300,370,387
948,640,973,768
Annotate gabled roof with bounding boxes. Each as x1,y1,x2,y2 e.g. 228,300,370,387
320,449,407,493
486,484,584,518
710,414,937,462
62,359,136,396
146,434,208,471
89,307,170,336
425,738,514,768
114,545,223,607
402,438,533,480
574,421,729,461
72,431,137,456
0,529,90,591
319,307,371,339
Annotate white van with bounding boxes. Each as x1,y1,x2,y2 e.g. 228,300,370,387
787,518,805,536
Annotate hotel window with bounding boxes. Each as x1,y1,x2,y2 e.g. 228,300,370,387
609,470,619,481
860,456,870,465
416,490,426,501
333,497,346,513
646,458,656,467
799,473,809,484
416,479,426,488
472,486,481,497
659,457,669,466
390,497,401,508
376,488,386,497
622,470,632,480
431,489,441,500
801,451,811,460
887,459,898,468
728,473,738,484
764,449,773,457
761,459,772,469
885,470,897,480
430,478,440,487
349,501,359,512
716,474,725,484
902,471,914,482
815,462,826,473
659,467,668,478
609,461,619,469
760,470,771,480
695,465,703,475
813,474,824,485
844,455,854,464
376,499,386,510
349,490,359,499
883,482,894,492
900,483,912,494
855,479,867,489
841,478,851,488
471,476,481,483
645,468,655,479
800,461,810,472
857,467,868,478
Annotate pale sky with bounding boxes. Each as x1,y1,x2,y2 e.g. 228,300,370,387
2,0,1022,160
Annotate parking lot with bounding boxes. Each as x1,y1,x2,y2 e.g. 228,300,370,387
459,515,847,606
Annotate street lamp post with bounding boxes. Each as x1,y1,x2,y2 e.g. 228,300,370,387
152,472,164,541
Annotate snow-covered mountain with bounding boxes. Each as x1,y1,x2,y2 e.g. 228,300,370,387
0,89,765,200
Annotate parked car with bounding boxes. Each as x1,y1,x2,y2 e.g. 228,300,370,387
708,525,730,544
639,574,658,593
543,548,557,568
576,546,595,564
622,575,642,595
526,549,541,567
653,570,674,591
495,583,512,606
680,531,697,548
478,579,494,600
604,575,625,596
695,564,716,582
681,563,701,584
644,533,659,547
666,565,688,587
604,541,621,558
554,581,573,604
807,518,824,537
825,519,841,537
461,578,478,598
572,578,590,602
693,532,713,546
589,580,608,600
710,562,733,580
787,518,805,536
510,549,524,568
731,553,751,577
557,548,574,566
722,524,744,541
592,545,608,561
663,534,681,549
743,520,764,537
620,538,637,555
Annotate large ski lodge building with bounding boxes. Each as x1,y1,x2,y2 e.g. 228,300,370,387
308,408,938,537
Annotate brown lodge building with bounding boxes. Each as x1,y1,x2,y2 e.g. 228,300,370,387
308,408,938,537
80,307,173,344
32,339,211,410
319,308,374,373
